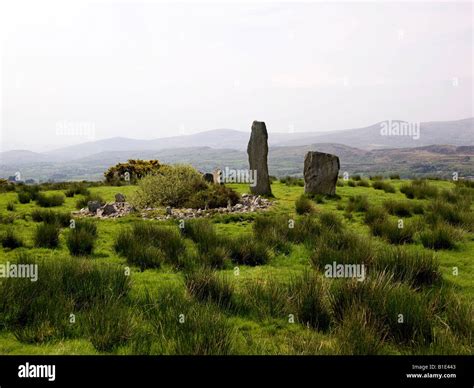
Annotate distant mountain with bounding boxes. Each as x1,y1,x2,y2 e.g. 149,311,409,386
0,150,51,165
29,117,474,163
1,143,472,182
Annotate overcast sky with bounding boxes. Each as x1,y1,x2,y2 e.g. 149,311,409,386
0,0,472,152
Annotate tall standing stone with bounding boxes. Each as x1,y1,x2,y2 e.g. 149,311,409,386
247,121,272,196
304,151,340,195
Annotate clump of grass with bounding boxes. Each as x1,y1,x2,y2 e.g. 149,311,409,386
238,278,288,318
364,206,387,225
137,288,234,355
279,176,304,186
383,200,413,217
295,194,315,215
330,273,433,345
6,201,16,211
369,217,416,244
64,183,90,198
34,222,60,248
35,192,65,207
372,181,396,193
318,211,344,233
348,180,356,187
17,191,32,204
400,180,438,199
0,228,24,249
87,299,134,352
290,215,322,246
184,268,235,310
389,174,400,180
335,307,387,355
420,223,462,250
425,200,473,231
253,214,291,253
351,175,362,181
311,229,374,269
114,222,187,269
228,235,271,266
375,245,441,286
66,220,98,256
0,253,131,344
346,195,370,213
356,179,370,187
31,209,71,227
369,175,384,181
288,270,331,331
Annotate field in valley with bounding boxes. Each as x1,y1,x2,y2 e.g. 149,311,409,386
0,178,472,355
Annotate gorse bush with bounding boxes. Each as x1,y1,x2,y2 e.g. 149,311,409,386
295,194,314,215
104,159,162,184
35,192,65,208
34,222,60,248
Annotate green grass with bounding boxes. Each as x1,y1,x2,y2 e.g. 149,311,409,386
0,179,472,355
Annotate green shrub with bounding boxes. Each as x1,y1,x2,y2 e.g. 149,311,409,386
17,191,32,204
0,228,24,249
36,193,65,208
104,159,162,184
34,223,60,248
295,194,314,215
185,184,240,209
132,165,206,208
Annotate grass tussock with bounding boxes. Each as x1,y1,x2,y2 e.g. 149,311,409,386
372,181,396,193
295,194,315,215
35,192,65,208
31,209,71,227
34,222,60,248
0,228,24,249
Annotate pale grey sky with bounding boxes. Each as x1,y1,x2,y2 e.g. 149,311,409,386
0,0,472,151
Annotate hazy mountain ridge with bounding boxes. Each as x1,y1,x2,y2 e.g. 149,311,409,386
0,118,472,181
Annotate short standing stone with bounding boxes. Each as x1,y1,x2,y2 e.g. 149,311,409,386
212,169,222,185
115,193,126,203
87,201,102,213
247,120,272,196
304,151,340,195
166,206,172,215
